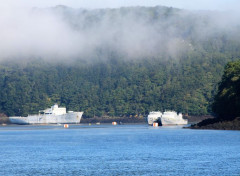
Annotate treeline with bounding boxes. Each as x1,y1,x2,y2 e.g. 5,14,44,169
191,60,240,129
0,52,238,118
212,60,240,120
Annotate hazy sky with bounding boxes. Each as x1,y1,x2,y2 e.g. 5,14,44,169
1,0,239,11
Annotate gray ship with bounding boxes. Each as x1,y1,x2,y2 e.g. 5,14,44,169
147,111,162,125
9,104,83,124
147,111,188,126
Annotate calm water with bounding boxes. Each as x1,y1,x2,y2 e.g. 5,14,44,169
0,124,239,176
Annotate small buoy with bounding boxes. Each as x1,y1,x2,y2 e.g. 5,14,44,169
64,124,69,128
112,122,117,125
153,122,158,127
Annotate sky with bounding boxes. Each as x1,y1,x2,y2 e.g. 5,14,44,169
1,0,239,11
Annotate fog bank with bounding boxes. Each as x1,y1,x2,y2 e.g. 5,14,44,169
0,5,240,62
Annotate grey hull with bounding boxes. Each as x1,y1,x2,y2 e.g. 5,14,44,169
159,117,188,126
9,112,83,124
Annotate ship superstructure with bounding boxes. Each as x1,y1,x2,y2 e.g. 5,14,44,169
9,104,83,124
147,111,188,126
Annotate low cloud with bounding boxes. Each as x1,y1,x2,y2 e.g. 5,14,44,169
0,5,239,62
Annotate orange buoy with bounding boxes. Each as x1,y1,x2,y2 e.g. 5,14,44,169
64,124,69,128
112,122,117,125
153,122,158,127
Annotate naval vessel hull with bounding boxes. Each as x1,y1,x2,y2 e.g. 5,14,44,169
158,117,188,126
147,111,188,126
9,112,83,124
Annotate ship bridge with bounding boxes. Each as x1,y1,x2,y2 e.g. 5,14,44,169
39,104,66,115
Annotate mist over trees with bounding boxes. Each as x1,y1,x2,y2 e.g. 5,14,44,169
1,5,240,62
0,6,240,118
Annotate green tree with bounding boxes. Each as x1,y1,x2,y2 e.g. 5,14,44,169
212,60,240,120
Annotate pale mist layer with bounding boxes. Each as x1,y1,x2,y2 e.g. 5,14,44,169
0,5,239,62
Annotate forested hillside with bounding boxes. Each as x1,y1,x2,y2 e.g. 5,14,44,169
0,6,240,118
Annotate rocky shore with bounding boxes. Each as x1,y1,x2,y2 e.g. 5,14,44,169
190,117,240,130
0,113,9,125
1,114,215,125
81,115,211,124
184,115,213,124
3,114,238,130
81,116,146,124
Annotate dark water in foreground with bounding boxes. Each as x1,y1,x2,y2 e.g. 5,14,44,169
0,124,240,176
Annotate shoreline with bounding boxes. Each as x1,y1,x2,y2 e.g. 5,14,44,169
1,115,213,126
190,117,240,130
80,116,146,124
3,115,240,130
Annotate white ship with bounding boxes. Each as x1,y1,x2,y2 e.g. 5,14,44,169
147,111,188,126
9,104,83,124
147,111,162,125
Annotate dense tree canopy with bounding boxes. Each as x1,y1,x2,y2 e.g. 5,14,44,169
212,60,240,120
0,53,238,118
